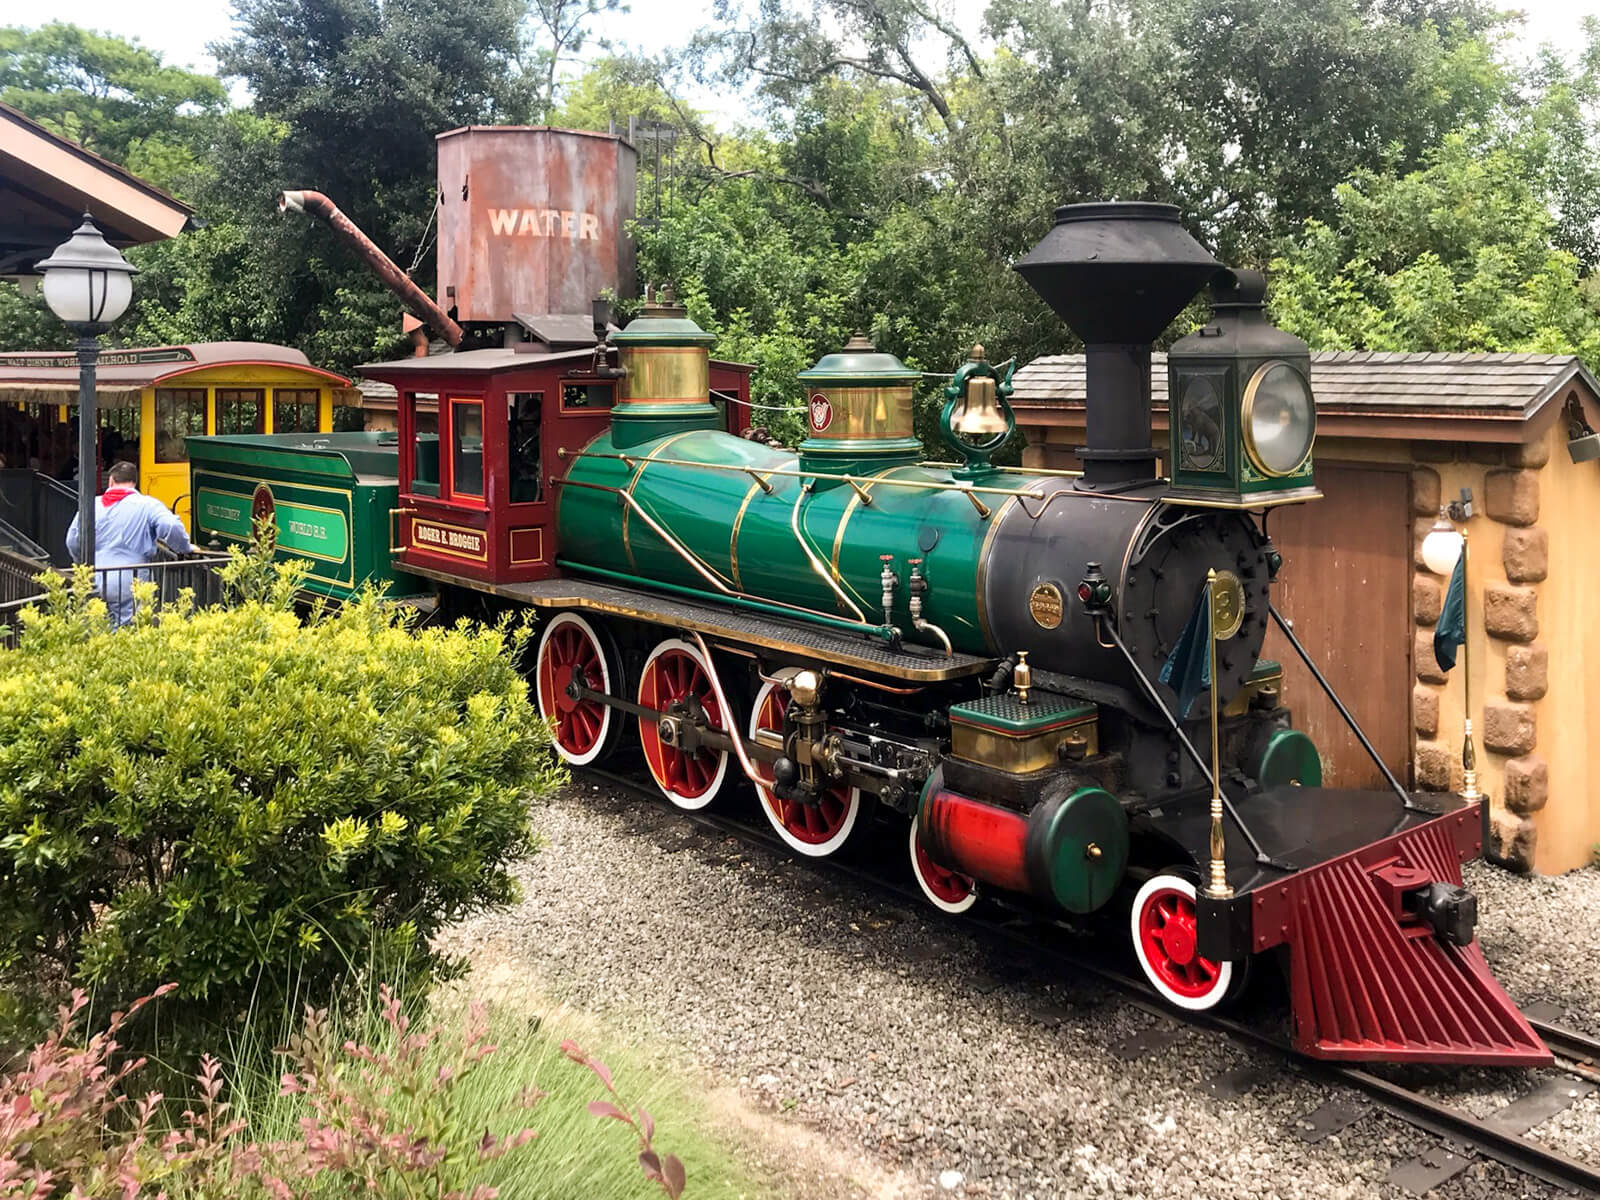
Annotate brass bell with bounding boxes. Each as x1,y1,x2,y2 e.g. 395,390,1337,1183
949,345,1010,436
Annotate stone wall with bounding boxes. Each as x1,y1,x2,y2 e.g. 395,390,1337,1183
1409,437,1550,872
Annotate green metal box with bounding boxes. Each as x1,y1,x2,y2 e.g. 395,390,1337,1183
187,432,427,602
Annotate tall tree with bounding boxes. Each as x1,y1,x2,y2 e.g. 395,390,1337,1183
0,23,226,187
1266,131,1600,364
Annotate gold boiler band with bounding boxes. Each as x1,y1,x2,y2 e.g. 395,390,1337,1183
808,385,914,440
618,346,710,404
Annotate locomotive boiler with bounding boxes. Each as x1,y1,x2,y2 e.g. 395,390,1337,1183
241,181,1548,1067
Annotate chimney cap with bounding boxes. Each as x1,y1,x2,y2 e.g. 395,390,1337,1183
1014,201,1221,344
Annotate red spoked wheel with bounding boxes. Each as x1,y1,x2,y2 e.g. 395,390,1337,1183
748,680,864,858
534,613,617,766
908,817,978,915
1130,872,1236,1011
637,637,731,810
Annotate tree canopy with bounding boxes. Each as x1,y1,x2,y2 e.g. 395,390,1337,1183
2,0,1599,412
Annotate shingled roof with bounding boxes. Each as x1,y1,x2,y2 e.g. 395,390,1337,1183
1012,351,1599,420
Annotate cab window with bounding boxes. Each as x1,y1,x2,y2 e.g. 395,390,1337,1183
508,392,543,503
408,392,440,496
562,382,613,411
154,388,206,462
450,398,484,500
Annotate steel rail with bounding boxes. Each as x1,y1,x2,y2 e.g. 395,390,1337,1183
575,764,1600,1196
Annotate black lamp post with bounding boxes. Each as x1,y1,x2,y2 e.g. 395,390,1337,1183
37,214,138,568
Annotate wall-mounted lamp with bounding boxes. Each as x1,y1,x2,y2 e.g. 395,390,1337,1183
1568,397,1600,463
1420,488,1474,576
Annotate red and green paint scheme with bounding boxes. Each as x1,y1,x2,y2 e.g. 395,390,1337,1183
187,433,427,601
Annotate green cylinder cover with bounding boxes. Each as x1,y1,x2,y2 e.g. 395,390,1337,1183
1024,786,1129,914
1256,727,1322,788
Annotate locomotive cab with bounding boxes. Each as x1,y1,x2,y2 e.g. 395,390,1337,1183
360,322,753,588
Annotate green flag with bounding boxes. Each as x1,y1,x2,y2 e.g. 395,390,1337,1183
1160,581,1211,718
1434,553,1467,671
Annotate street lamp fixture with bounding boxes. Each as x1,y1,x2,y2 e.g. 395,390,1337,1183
37,214,138,569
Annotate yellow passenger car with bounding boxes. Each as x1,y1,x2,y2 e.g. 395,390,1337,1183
0,342,361,526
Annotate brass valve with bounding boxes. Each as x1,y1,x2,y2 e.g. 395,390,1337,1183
1013,650,1032,705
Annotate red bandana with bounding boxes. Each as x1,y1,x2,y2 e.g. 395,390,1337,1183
100,486,136,508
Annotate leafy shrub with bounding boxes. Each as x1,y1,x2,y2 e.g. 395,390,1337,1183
0,554,562,1048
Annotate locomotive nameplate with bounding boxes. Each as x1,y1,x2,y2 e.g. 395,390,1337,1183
1028,582,1064,629
1211,569,1245,640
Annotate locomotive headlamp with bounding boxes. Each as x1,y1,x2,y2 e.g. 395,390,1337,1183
1242,361,1315,476
1166,269,1322,509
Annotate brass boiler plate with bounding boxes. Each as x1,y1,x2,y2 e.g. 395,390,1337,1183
1212,569,1244,641
1028,582,1064,630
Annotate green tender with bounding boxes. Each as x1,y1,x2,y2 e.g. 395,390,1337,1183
186,432,427,602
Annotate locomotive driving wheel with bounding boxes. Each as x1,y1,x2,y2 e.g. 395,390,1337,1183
748,680,865,858
534,612,620,767
908,817,978,914
637,637,732,810
1130,871,1245,1011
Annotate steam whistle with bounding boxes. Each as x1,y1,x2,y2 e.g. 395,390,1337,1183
589,294,627,379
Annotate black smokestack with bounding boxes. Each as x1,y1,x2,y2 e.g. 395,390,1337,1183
1014,203,1220,488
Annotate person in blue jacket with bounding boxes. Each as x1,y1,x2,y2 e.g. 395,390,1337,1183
65,461,192,627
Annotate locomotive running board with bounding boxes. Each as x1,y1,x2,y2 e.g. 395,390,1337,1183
413,568,995,683
1250,804,1550,1066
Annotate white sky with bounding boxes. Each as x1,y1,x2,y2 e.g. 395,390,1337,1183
5,0,1598,126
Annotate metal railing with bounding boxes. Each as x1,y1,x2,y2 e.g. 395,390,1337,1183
0,549,232,648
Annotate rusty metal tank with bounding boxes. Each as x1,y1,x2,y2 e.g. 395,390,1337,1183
434,126,638,326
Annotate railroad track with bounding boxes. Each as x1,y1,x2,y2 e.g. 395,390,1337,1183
576,765,1600,1196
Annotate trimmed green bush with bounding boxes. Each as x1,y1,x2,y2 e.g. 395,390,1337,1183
0,557,562,1043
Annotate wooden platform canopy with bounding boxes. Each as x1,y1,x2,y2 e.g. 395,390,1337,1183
0,101,195,277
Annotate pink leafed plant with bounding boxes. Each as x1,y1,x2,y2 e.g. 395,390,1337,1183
0,981,690,1199
561,1038,687,1200
0,983,175,1200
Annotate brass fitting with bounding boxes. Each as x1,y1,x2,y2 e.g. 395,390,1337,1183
790,669,822,709
1013,650,1032,705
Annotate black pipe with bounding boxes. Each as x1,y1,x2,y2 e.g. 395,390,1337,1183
1096,614,1287,869
1080,345,1159,486
1268,604,1420,811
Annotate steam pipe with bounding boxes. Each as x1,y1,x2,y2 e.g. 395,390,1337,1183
277,189,464,348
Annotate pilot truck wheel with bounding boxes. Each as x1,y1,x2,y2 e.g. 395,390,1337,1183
1130,871,1248,1011
908,817,979,914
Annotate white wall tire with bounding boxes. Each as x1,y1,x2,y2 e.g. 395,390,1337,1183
909,817,978,914
637,637,731,810
748,679,863,858
534,612,616,767
1130,872,1235,1011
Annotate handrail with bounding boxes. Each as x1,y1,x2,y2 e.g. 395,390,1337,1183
555,478,892,637
1268,604,1420,811
791,484,868,624
558,448,1047,500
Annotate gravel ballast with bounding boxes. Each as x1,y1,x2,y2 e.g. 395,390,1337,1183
440,783,1599,1199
